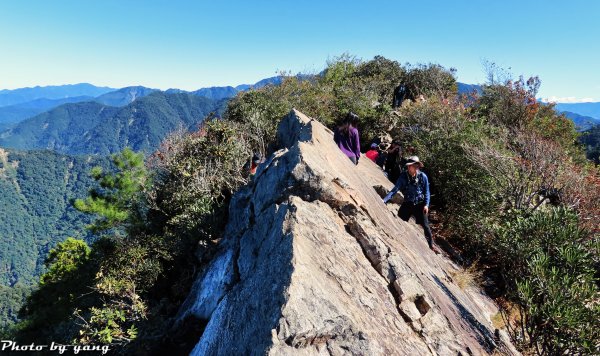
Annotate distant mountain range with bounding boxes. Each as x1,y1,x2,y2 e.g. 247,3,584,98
561,111,600,130
554,102,600,122
457,83,482,95
0,83,114,107
0,76,282,109
0,92,227,155
455,83,599,129
0,77,283,126
94,86,158,106
191,76,283,100
192,86,239,101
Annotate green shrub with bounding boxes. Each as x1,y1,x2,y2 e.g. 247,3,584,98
147,118,251,243
223,89,289,154
40,237,91,286
16,238,96,344
496,207,599,354
403,63,458,99
224,55,457,152
473,75,540,130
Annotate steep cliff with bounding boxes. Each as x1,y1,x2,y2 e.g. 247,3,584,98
177,109,519,355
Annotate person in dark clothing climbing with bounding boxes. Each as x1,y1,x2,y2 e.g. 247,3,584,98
375,143,388,168
383,156,438,253
384,140,402,183
334,112,361,165
392,84,407,108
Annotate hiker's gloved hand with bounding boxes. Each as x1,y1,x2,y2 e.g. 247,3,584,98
423,205,429,215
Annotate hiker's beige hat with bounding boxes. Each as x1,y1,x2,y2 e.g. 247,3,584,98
405,156,424,168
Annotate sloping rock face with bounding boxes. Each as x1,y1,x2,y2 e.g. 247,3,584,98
177,110,519,355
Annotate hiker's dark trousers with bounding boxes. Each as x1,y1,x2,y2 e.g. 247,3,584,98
398,201,433,248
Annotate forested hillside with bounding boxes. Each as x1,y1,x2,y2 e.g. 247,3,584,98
0,148,108,330
0,96,95,126
580,124,600,163
0,91,227,333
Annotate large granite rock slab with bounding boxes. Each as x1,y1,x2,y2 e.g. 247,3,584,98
177,109,519,356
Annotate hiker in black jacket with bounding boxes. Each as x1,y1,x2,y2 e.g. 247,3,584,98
384,141,402,183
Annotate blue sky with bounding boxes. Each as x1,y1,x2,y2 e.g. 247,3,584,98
0,0,598,102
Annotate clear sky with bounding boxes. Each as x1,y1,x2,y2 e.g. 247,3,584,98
0,0,598,102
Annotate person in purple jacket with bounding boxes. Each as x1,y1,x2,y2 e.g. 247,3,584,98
334,112,361,165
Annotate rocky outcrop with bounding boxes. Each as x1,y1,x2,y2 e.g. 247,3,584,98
177,109,519,355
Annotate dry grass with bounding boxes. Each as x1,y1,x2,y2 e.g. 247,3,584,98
450,264,483,290
498,301,523,330
491,311,506,330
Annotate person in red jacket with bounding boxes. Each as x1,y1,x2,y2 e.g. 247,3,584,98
365,143,379,163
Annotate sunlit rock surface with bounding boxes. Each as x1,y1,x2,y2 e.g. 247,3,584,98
177,109,519,356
